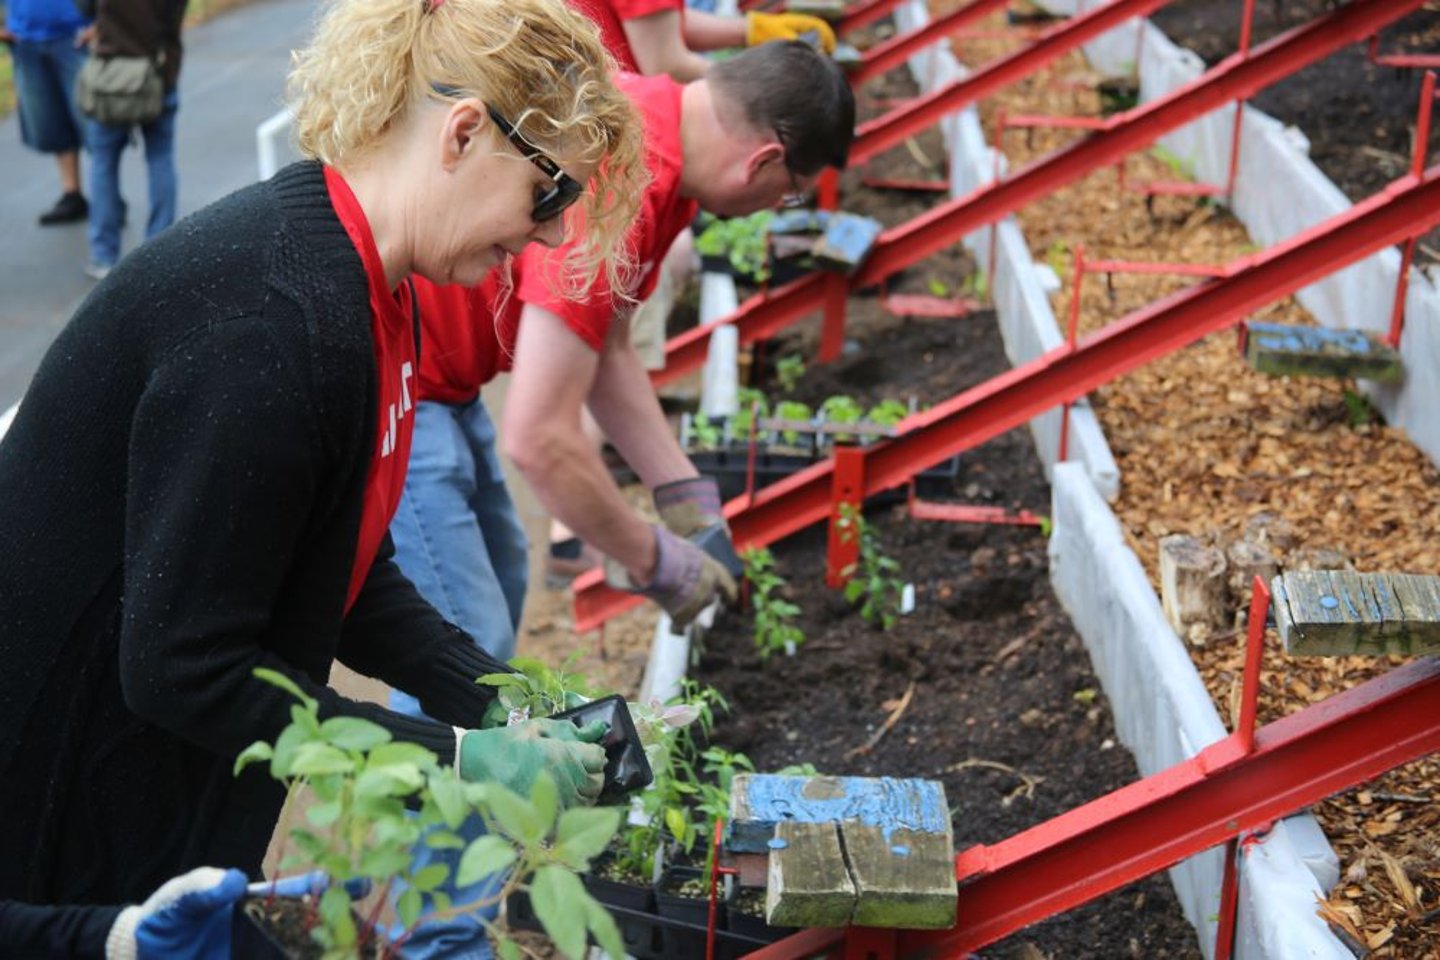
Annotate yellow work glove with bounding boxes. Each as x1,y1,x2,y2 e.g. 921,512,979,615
745,11,837,54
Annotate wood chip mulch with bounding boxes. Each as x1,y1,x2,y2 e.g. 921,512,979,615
935,6,1440,955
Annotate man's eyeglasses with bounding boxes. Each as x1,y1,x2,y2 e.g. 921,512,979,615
484,104,583,224
779,165,809,209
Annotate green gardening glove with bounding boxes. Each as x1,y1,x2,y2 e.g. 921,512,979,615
459,718,608,808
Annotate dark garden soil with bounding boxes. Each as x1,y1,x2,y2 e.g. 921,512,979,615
1150,0,1440,259
685,51,1205,948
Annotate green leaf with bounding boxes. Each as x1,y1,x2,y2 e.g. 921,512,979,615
529,771,559,837
664,806,689,843
290,703,321,737
373,814,421,848
397,886,423,930
318,716,391,753
488,783,545,846
553,807,621,869
531,865,588,959
495,938,523,960
367,741,439,770
355,766,423,799
317,886,355,946
411,863,449,892
456,835,517,887
583,889,626,960
359,844,413,878
253,667,316,710
270,723,308,779
476,672,526,689
233,740,273,777
290,829,328,859
306,801,342,828
431,891,452,916
429,772,467,830
425,829,466,851
290,742,355,777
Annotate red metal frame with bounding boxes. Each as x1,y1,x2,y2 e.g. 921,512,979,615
849,0,1011,86
853,0,1181,168
1390,69,1437,346
574,159,1440,633
825,447,866,587
654,0,1421,391
1368,29,1440,69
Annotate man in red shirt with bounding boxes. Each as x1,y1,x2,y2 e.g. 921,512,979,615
390,39,853,663
572,0,836,81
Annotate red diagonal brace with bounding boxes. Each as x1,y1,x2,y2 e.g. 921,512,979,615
652,0,1421,391
894,657,1440,956
572,164,1440,633
853,0,1179,166
849,0,1011,85
840,0,912,35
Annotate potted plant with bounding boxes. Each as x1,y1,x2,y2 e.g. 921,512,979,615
232,669,627,960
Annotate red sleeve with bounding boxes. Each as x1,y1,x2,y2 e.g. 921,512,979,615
610,0,682,19
515,242,634,355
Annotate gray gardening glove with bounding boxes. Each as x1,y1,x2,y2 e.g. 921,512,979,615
606,525,737,628
653,476,726,539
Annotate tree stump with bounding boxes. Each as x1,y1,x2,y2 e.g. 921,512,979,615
1227,540,1279,626
1242,511,1299,554
1159,535,1229,642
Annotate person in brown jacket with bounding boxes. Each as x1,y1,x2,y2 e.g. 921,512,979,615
76,0,186,279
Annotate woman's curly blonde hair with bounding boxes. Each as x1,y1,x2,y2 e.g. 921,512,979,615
287,0,648,297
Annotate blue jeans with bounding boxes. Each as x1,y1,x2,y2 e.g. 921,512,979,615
11,35,86,154
85,89,180,267
389,398,527,960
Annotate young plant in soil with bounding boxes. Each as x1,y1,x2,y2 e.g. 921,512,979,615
820,394,865,443
865,398,909,429
475,655,597,724
234,669,625,960
742,545,805,660
731,387,769,440
837,504,907,630
772,400,813,447
775,354,806,394
693,210,774,282
689,412,723,450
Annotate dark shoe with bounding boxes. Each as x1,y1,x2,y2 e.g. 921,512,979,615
38,191,88,226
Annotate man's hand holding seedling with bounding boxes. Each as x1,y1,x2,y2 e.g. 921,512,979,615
457,718,608,808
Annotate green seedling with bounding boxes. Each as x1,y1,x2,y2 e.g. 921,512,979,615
927,277,951,297
866,399,909,429
689,412,723,450
837,504,906,630
820,394,864,443
732,387,770,440
962,269,989,301
773,400,813,445
475,655,595,723
1342,388,1378,428
694,211,774,282
236,669,624,960
775,354,806,394
742,546,806,661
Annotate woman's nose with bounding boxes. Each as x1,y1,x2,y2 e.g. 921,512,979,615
532,215,565,249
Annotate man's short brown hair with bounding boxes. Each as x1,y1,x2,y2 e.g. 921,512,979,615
709,41,856,176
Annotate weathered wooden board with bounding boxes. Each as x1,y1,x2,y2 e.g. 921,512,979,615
765,821,855,928
730,774,950,853
1243,321,1403,383
1274,570,1440,655
842,823,957,929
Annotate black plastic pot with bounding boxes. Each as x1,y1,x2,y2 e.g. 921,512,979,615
688,446,963,504
698,252,815,288
725,890,801,945
655,865,726,957
584,873,664,959
231,897,384,959
550,694,653,805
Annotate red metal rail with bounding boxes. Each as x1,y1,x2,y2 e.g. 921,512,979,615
849,0,1011,85
573,161,1440,632
853,0,1178,166
654,0,1421,389
839,0,910,36
898,656,1440,956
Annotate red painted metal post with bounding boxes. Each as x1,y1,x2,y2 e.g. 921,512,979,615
895,657,1440,957
818,271,850,363
582,164,1440,632
839,0,910,36
1059,244,1085,463
849,0,1011,86
853,0,1180,167
817,168,840,212
1236,576,1271,752
1214,836,1242,960
1223,0,1257,201
826,446,865,588
1389,69,1435,346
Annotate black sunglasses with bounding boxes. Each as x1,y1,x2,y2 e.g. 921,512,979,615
484,105,583,223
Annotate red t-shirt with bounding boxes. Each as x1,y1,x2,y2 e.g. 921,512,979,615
324,167,419,613
569,0,684,73
416,72,700,404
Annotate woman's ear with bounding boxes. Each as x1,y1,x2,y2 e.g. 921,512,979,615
441,99,488,171
744,141,786,183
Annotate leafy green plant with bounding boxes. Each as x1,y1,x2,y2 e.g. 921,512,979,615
1149,144,1196,180
689,412,723,450
775,354,806,393
742,546,805,660
1045,240,1070,279
732,387,770,439
837,504,906,630
821,394,864,443
962,269,989,301
927,277,951,297
475,656,594,724
235,669,624,960
866,399,909,429
773,400,813,446
694,211,774,282
1342,388,1378,428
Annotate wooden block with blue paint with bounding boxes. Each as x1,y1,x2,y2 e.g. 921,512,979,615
731,774,956,929
768,209,831,236
1273,570,1440,656
764,821,856,927
812,213,884,274
1243,321,1403,383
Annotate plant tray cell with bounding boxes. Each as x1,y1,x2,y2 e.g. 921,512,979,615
550,694,653,805
689,449,962,505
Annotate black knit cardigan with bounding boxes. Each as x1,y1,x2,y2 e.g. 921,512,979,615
0,162,507,905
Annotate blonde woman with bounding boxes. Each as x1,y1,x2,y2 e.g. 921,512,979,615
0,0,645,907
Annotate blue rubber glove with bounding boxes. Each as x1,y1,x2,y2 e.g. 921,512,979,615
106,867,247,960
